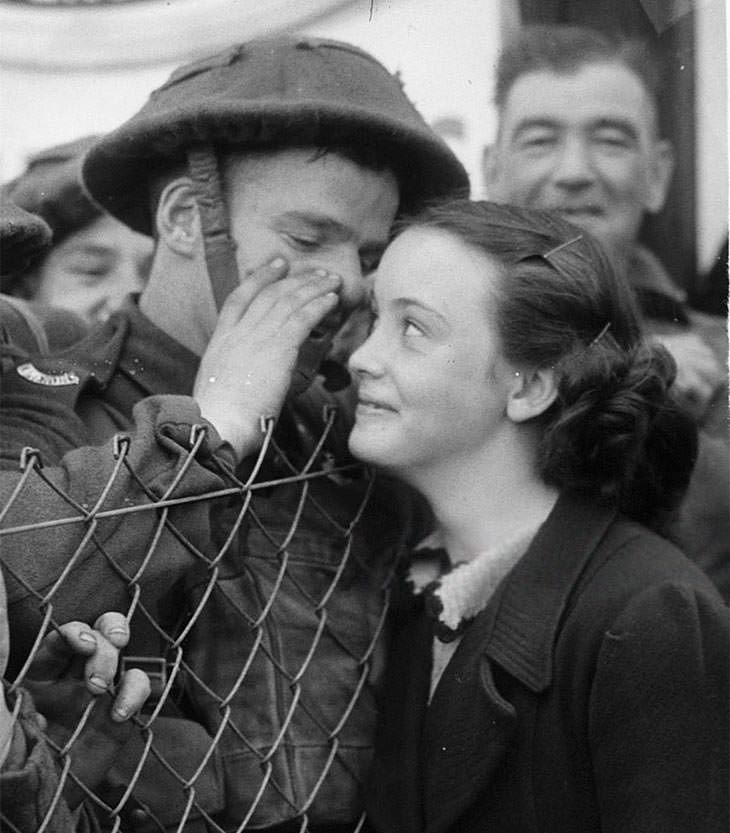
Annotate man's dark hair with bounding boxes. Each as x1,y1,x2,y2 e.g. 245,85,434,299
495,25,664,111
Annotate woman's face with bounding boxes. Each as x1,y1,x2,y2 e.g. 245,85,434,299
348,226,516,479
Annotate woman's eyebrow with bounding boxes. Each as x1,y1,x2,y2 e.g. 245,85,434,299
393,297,449,326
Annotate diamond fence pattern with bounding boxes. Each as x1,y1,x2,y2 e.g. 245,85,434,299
0,412,405,832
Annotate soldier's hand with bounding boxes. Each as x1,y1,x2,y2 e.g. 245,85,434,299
194,256,342,460
23,611,151,806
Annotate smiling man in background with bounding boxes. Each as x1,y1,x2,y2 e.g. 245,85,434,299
483,24,728,597
483,24,727,435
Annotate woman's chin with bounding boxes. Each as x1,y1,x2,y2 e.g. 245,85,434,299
348,425,394,467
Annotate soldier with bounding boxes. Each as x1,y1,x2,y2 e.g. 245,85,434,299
3,135,154,325
0,36,467,831
0,200,151,833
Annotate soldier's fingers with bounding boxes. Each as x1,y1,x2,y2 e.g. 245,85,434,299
93,611,130,649
217,256,289,329
82,631,120,695
111,668,152,722
25,622,98,683
243,271,341,332
36,621,98,667
277,291,340,344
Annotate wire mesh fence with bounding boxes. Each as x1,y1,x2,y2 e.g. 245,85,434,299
0,409,408,832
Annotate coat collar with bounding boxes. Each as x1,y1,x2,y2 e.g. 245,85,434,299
367,492,618,833
483,491,617,693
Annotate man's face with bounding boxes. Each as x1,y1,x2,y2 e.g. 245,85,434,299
219,148,400,342
29,214,153,324
485,62,673,256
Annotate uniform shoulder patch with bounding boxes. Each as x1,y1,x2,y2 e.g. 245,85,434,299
16,362,80,387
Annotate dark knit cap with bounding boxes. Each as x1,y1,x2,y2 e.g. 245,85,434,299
83,36,470,234
0,201,52,279
3,135,103,247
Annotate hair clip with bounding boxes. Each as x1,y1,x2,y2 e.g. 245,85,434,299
588,321,612,348
543,234,584,260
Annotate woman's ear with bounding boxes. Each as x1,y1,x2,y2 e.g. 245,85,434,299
507,366,558,423
155,177,200,258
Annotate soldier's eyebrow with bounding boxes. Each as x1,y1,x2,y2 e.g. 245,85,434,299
277,211,390,252
280,211,386,240
278,212,350,237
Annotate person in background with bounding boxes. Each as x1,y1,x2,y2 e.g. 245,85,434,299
2,135,154,325
482,24,727,435
0,199,151,833
690,237,728,317
1,199,88,356
482,23,729,597
348,200,728,833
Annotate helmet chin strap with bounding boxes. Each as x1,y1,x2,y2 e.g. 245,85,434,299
184,143,351,396
186,144,240,312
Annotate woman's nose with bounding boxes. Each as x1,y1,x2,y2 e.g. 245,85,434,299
348,328,383,378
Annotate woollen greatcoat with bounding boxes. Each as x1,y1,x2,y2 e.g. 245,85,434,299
366,493,729,833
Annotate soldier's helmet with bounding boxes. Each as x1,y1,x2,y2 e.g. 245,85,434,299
3,136,102,247
82,36,470,235
1,201,87,354
0,201,52,278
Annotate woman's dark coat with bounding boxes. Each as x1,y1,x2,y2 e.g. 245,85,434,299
366,494,729,833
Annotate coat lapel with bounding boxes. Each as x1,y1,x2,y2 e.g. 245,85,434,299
422,602,516,833
366,606,434,833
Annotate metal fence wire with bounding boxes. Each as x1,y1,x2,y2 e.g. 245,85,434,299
0,410,410,832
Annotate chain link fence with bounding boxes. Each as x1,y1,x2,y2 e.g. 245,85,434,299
0,409,408,832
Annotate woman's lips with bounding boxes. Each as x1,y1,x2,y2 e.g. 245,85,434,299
356,394,397,415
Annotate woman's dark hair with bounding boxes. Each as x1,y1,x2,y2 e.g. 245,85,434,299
399,200,697,523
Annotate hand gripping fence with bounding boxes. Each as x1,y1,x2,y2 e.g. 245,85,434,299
0,409,406,832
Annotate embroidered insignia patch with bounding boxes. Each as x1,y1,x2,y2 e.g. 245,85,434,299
16,362,80,387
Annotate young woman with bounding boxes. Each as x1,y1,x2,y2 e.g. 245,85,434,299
348,201,728,833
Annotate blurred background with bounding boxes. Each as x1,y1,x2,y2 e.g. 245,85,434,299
1,0,727,295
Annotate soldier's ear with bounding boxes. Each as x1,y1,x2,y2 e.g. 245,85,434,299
645,138,674,214
156,178,200,257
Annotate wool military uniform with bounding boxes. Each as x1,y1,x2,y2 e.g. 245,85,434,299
1,297,419,830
